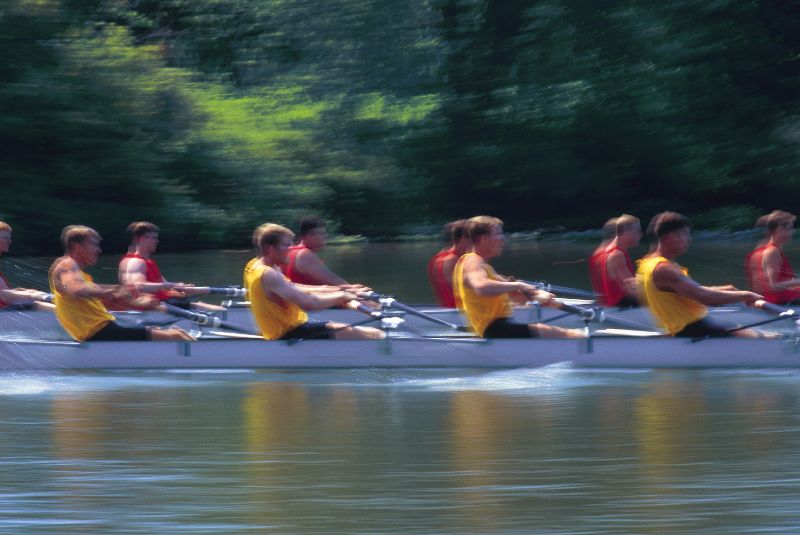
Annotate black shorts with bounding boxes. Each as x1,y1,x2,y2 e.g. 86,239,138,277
483,318,538,339
89,321,150,342
674,317,733,338
614,296,639,309
280,320,335,341
164,299,192,310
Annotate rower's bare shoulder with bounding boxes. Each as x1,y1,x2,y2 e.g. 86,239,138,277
52,255,78,274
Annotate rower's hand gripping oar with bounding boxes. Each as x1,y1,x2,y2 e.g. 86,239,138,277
361,292,470,332
162,302,258,335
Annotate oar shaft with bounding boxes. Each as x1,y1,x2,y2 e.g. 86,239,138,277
162,303,257,335
364,292,465,331
185,286,247,297
522,280,597,300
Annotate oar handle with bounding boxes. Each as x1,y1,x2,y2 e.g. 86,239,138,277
755,300,799,318
553,300,603,322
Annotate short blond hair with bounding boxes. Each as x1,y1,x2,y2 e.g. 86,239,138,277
466,215,503,243
253,223,294,250
61,225,100,252
615,214,640,235
602,217,618,239
0,221,11,232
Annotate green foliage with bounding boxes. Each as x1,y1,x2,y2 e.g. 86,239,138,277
2,0,799,254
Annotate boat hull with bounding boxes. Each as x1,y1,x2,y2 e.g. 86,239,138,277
3,334,800,370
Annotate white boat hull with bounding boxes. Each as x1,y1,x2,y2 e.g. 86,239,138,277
2,333,800,370
0,302,779,337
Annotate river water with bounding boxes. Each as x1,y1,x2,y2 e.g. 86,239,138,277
2,239,800,533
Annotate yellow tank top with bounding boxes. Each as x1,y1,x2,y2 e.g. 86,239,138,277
636,256,707,335
49,267,114,342
453,253,513,337
243,260,308,340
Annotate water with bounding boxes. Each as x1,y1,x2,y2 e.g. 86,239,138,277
1,368,800,533
3,240,800,532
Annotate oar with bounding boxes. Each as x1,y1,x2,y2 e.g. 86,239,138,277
692,301,798,341
521,280,597,300
184,286,247,297
550,299,655,331
162,303,258,335
362,292,470,332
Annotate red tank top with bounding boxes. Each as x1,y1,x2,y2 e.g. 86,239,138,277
428,247,457,308
752,243,800,304
284,244,325,285
121,253,172,301
744,245,766,292
587,247,607,304
601,245,635,307
0,271,9,307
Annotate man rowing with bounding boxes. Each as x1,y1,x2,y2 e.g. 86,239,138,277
49,225,192,342
428,220,470,307
454,216,585,339
747,210,800,304
0,221,54,311
282,217,364,291
119,221,223,312
636,212,764,338
601,214,642,308
245,223,384,341
587,217,617,301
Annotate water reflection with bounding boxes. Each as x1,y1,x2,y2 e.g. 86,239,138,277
0,370,798,532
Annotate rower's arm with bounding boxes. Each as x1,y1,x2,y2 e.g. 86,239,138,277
0,288,50,304
261,268,352,311
120,257,174,293
55,259,118,299
606,250,638,297
294,249,348,286
462,256,553,304
653,263,761,306
762,247,800,291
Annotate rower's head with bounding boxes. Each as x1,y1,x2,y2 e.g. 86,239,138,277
654,212,692,256
449,219,470,253
298,216,327,251
467,215,505,258
61,225,102,266
602,217,618,242
0,221,11,255
766,210,795,245
615,214,642,248
254,223,294,264
126,221,160,255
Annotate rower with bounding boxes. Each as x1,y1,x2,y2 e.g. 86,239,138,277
49,225,193,342
119,221,223,312
636,212,764,338
748,210,800,304
453,216,585,339
0,221,54,311
743,214,769,292
283,217,362,290
428,219,469,307
587,217,618,303
601,214,642,308
245,223,384,341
